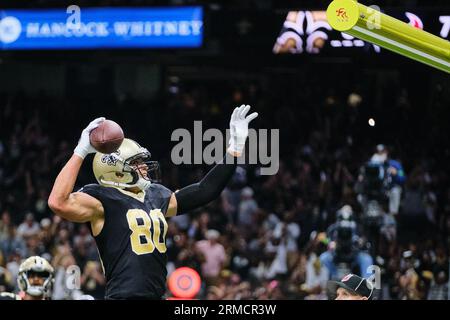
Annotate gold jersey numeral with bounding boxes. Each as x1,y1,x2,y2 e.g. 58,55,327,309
126,209,167,255
149,209,168,253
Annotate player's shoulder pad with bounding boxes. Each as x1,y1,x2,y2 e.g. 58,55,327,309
79,184,125,205
0,292,22,300
78,183,102,193
149,183,173,197
78,183,113,200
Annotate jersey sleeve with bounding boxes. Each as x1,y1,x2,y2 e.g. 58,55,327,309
77,184,105,236
78,184,103,200
149,183,173,216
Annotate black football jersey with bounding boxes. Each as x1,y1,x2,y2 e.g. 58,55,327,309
79,183,172,299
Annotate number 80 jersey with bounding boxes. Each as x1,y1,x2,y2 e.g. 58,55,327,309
80,183,173,300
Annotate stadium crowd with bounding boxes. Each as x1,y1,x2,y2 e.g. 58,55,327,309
1,68,449,299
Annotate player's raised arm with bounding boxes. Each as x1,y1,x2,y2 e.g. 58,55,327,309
48,117,105,223
166,105,258,217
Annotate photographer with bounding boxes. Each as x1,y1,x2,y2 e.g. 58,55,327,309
320,206,373,280
368,144,406,215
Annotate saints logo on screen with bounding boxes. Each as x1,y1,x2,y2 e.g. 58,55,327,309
273,11,332,54
273,10,382,54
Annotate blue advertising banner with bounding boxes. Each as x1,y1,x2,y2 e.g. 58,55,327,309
0,7,203,50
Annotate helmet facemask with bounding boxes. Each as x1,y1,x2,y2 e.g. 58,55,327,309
20,270,53,297
124,151,161,190
98,148,160,191
17,257,54,299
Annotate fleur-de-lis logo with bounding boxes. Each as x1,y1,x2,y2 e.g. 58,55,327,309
101,151,120,166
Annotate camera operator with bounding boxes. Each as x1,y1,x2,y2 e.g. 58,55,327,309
355,145,405,255
320,205,373,280
368,144,406,215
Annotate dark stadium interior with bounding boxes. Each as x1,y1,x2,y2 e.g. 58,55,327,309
1,1,450,300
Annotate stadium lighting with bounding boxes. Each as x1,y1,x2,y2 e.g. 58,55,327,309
326,0,450,73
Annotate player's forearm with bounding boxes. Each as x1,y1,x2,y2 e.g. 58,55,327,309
48,154,84,211
168,105,257,216
174,153,237,214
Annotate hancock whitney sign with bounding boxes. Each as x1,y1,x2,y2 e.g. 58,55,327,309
0,7,203,49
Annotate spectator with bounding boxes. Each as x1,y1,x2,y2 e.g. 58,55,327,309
5,251,21,290
427,271,449,300
1,227,27,259
73,224,97,266
273,211,300,269
39,218,54,253
302,253,329,300
400,172,432,242
25,234,45,257
188,212,210,241
0,266,14,293
80,261,106,300
178,243,203,271
237,187,258,229
397,250,421,300
195,230,226,285
52,253,78,300
0,211,12,242
265,235,288,280
16,213,40,239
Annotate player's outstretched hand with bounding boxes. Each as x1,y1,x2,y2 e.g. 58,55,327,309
228,105,258,156
74,117,105,159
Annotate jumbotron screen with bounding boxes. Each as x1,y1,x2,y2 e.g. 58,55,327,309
273,9,449,55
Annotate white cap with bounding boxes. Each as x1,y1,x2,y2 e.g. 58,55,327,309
376,144,386,152
241,187,254,198
40,218,51,228
206,229,220,240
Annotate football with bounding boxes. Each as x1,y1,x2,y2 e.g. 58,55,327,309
89,119,124,154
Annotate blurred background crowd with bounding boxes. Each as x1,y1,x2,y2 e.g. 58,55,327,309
1,62,449,299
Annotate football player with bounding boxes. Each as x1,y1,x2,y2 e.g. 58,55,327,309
0,256,54,300
48,105,258,299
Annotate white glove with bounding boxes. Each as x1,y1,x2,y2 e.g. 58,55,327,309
228,105,258,155
74,117,105,159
